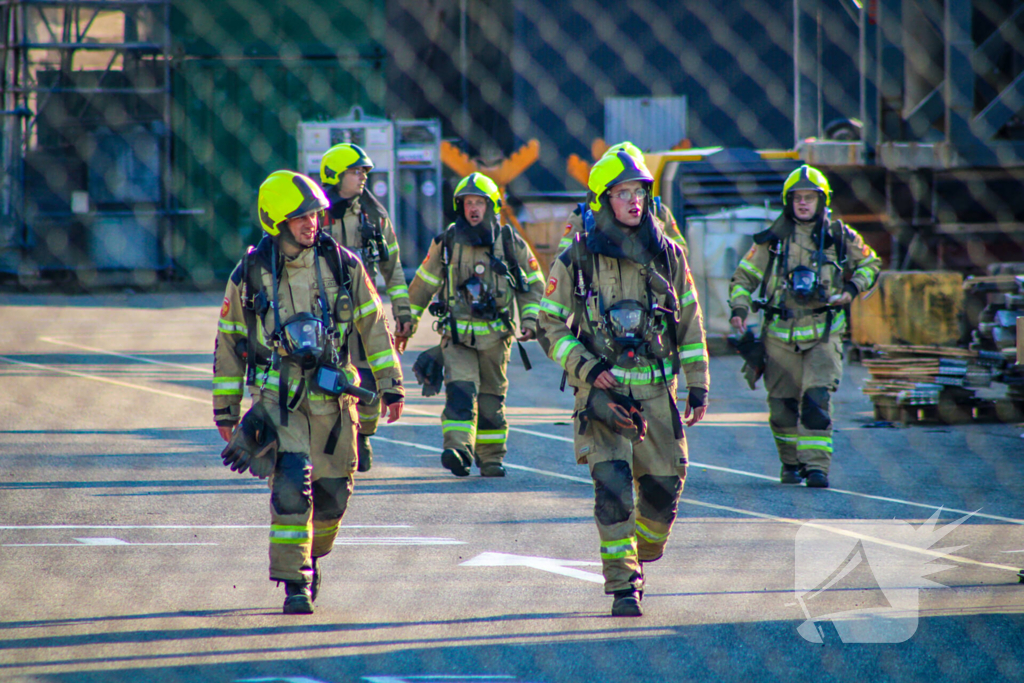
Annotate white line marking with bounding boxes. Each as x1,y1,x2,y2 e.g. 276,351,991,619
403,406,1024,526
0,355,209,404
15,345,1022,530
0,525,412,530
331,537,465,546
39,337,212,373
4,543,219,547
363,676,517,682
406,445,1020,578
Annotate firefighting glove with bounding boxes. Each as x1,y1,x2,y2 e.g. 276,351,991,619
582,388,647,443
412,345,445,397
221,401,279,479
728,329,766,391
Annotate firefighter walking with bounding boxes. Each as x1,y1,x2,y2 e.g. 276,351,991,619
538,150,709,617
399,173,545,477
728,165,880,488
214,171,405,614
319,143,412,472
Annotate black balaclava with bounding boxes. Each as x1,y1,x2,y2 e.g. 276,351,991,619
327,185,352,221
454,199,499,246
587,187,661,265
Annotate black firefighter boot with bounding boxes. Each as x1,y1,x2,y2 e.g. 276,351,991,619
611,589,643,617
283,581,314,615
441,448,472,477
780,464,803,484
357,433,373,472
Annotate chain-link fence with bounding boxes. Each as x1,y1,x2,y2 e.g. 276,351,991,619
2,1,1024,352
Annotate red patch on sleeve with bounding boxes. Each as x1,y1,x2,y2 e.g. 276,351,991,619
220,296,230,318
862,245,872,256
423,252,431,262
528,256,539,270
562,224,573,236
745,246,757,260
544,277,558,296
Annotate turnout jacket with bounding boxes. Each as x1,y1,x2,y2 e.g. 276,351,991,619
325,190,411,324
538,221,709,401
728,214,880,351
407,221,546,350
557,199,687,257
213,238,404,424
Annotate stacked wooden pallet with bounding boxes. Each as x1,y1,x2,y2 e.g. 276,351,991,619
861,345,997,423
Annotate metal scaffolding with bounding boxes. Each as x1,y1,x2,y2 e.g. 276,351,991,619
0,0,172,279
796,0,1024,169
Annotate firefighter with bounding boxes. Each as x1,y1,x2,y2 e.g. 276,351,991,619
558,142,687,257
320,143,412,472
399,173,545,477
214,170,404,614
728,165,880,488
537,150,709,617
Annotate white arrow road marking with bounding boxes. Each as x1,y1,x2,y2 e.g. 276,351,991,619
461,552,604,584
74,537,128,545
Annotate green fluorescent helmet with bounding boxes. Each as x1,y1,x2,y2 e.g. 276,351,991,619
258,171,329,237
453,172,502,211
320,143,374,187
587,150,654,212
782,165,832,206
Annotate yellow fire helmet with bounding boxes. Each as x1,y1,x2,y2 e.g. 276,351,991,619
320,143,374,187
782,165,832,206
258,170,329,237
587,150,654,212
453,172,502,212
603,141,644,161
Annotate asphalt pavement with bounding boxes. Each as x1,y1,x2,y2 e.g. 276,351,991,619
1,292,1022,683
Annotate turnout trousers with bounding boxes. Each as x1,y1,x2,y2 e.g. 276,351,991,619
261,390,359,584
764,337,843,474
440,335,513,466
572,382,689,594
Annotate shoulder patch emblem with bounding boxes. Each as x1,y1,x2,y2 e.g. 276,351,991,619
562,224,573,236
745,246,757,260
220,296,230,318
528,256,539,270
423,251,431,262
862,245,872,257
545,277,558,297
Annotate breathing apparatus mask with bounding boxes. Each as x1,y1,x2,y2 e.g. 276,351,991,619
788,264,824,305
280,312,328,370
591,300,649,369
459,275,499,320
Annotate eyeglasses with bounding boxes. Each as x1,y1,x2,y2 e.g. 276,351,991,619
610,188,647,202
